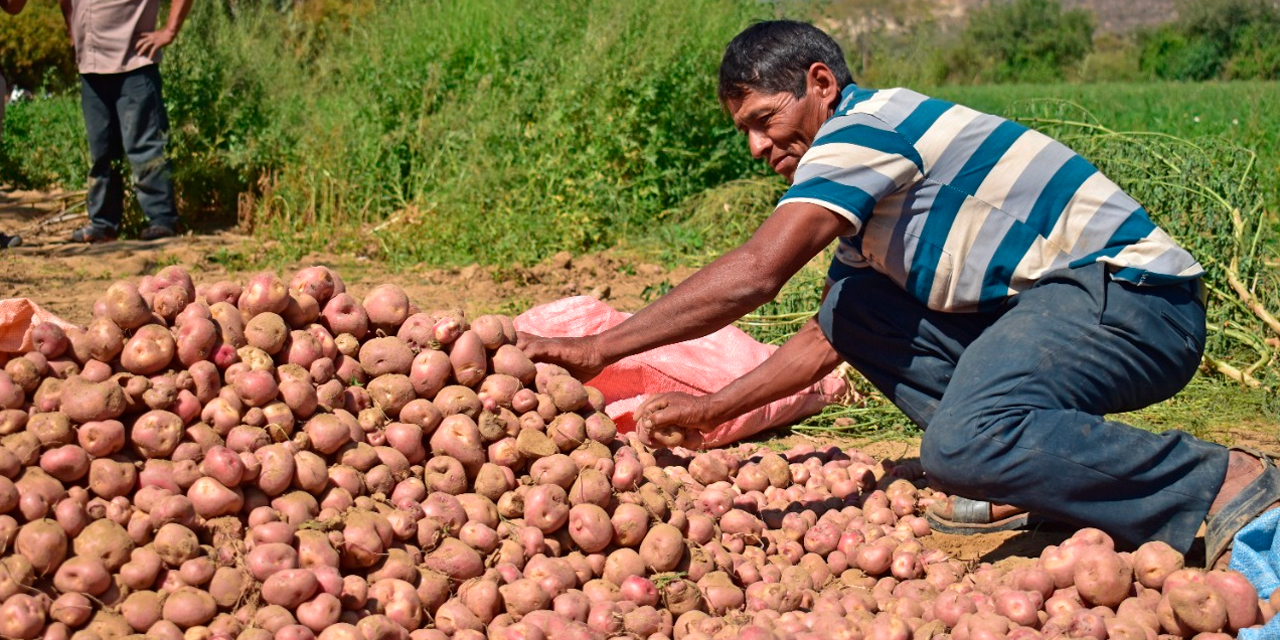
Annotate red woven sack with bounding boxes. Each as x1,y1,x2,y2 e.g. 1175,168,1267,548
515,296,847,448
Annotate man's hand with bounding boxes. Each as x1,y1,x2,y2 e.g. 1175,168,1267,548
635,392,722,433
517,332,609,382
136,27,176,58
633,391,722,449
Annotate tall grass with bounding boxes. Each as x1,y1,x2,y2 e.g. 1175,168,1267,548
247,0,773,266
1,0,775,256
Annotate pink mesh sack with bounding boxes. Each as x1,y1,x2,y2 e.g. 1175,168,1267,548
515,296,847,447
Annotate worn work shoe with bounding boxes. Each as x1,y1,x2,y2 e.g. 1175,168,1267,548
0,232,20,248
140,224,177,241
70,225,118,243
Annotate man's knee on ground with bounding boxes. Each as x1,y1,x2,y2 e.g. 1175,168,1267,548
918,409,1029,496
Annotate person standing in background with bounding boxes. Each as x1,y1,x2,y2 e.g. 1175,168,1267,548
59,0,191,243
0,0,29,249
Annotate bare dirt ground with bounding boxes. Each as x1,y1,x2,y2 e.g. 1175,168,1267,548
0,189,695,325
0,188,1267,571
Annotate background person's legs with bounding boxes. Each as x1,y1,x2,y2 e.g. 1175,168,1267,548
117,65,177,236
78,73,126,240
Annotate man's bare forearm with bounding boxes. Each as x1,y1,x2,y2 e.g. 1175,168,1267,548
164,0,193,36
594,201,852,366
703,318,844,423
58,0,72,43
594,245,788,365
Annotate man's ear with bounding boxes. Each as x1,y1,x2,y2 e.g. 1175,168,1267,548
807,62,841,110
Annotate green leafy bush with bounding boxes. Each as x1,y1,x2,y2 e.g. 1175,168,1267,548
1139,0,1280,81
944,0,1094,83
0,2,76,92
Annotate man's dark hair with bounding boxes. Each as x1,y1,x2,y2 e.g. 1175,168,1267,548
718,20,855,106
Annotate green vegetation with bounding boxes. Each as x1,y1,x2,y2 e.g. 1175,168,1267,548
0,1,75,93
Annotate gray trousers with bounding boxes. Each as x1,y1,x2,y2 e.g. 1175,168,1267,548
80,65,178,231
819,262,1227,552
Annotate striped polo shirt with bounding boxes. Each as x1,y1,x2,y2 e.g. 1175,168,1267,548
779,85,1204,312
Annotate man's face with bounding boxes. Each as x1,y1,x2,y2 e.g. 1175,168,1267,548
726,83,834,183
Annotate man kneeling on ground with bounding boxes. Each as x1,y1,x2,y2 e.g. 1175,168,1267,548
521,20,1279,569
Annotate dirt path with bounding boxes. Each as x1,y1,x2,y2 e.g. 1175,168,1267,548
0,189,695,325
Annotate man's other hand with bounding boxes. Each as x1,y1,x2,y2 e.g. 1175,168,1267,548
517,332,608,382
634,392,721,449
136,28,176,58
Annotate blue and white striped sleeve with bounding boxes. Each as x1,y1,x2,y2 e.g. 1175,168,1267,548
778,113,924,235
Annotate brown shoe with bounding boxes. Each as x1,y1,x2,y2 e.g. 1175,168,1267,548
70,225,118,243
140,225,177,241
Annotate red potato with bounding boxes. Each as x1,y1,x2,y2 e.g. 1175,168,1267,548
262,568,321,608
40,445,90,483
1161,581,1229,635
120,324,176,375
283,329,324,369
151,285,192,322
59,375,127,423
368,374,415,419
322,293,369,340
291,267,339,306
3,359,38,396
430,414,485,477
0,593,46,640
103,281,152,331
360,336,415,377
31,322,70,359
239,272,291,318
1204,570,1259,631
396,313,438,353
283,292,322,329
1074,544,1133,609
436,384,483,419
121,589,165,631
50,592,92,627
544,375,588,412
449,330,487,388
525,484,571,534
1132,540,1185,591
131,410,184,458
17,517,68,575
152,266,196,302
364,284,412,330
245,312,289,354
162,586,218,629
88,456,137,499
175,316,218,366
187,477,244,517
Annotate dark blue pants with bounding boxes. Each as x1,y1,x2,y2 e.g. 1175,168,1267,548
818,262,1227,551
80,65,178,232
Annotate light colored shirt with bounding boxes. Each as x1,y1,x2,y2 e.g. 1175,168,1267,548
780,85,1204,313
70,0,162,75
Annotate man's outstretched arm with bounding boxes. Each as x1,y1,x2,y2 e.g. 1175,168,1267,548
632,315,844,442
519,201,853,379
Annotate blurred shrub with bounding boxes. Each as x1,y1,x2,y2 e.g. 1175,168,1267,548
0,2,76,92
1139,0,1280,80
944,0,1094,83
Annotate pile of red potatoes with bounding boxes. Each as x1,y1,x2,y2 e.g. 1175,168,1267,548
0,265,1274,640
